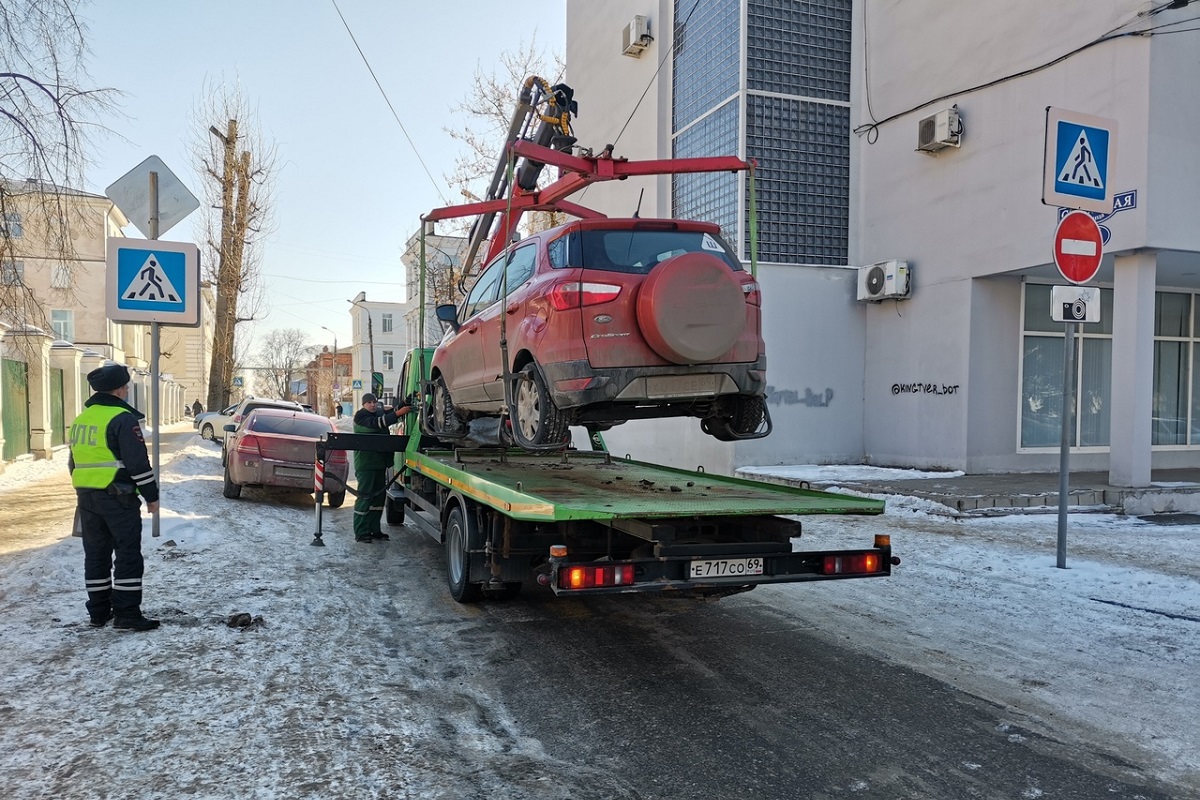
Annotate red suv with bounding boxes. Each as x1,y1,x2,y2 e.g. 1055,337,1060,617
430,218,769,446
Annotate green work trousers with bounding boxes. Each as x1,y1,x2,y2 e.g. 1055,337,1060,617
353,467,386,539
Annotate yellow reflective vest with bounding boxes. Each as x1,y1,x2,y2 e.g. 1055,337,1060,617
70,405,127,490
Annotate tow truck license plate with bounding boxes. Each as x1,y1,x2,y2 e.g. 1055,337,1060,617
688,557,764,579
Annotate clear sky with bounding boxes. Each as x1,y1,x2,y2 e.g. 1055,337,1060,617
79,0,565,358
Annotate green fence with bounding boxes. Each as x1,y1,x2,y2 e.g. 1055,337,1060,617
1,359,30,461
50,367,65,447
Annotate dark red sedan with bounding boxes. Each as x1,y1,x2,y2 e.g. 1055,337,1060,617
222,408,348,507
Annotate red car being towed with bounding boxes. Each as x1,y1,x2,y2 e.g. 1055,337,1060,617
223,408,348,507
430,218,768,446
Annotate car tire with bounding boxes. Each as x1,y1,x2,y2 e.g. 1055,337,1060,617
385,492,405,524
703,395,766,441
513,363,570,446
222,463,242,499
432,374,465,436
201,423,215,441
445,504,482,603
327,490,346,509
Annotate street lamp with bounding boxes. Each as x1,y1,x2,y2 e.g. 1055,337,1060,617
348,293,375,395
319,325,338,416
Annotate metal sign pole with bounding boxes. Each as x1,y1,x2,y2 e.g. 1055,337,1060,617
1056,321,1076,568
149,171,161,538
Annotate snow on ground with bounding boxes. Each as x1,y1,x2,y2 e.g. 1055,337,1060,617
0,435,1197,796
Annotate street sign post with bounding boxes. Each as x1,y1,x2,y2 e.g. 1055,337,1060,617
1043,107,1118,214
1053,210,1104,285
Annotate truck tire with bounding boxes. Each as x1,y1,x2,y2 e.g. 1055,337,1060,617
385,492,404,524
513,362,570,446
327,490,346,509
445,505,482,603
222,464,242,499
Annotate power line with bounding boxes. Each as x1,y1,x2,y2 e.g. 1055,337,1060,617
329,0,449,205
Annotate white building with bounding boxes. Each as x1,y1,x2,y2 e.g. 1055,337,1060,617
566,0,1200,484
348,291,412,406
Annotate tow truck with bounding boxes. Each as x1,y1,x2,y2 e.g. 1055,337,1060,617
314,77,896,601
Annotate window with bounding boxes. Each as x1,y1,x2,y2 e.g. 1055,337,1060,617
461,260,504,319
502,244,537,290
51,310,74,342
382,312,393,333
382,350,394,370
1,212,22,238
1,260,23,285
51,264,71,289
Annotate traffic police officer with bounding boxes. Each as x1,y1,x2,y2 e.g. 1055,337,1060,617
69,364,160,631
352,393,410,543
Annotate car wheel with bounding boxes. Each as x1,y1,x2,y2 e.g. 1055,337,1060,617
222,463,242,499
445,504,482,603
385,492,405,524
201,423,215,441
513,363,569,446
432,374,465,436
703,395,766,441
327,490,345,509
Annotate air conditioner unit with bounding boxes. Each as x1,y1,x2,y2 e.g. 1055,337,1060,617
916,105,962,153
622,15,653,57
857,260,911,302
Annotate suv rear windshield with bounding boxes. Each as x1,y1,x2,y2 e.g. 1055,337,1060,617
249,415,331,438
551,228,741,275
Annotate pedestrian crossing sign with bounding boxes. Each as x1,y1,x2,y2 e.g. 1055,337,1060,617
106,238,201,326
1043,107,1118,214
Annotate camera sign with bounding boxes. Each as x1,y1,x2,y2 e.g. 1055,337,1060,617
1053,210,1103,284
1050,285,1101,324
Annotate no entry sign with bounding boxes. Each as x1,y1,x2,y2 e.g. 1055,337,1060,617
1053,210,1103,284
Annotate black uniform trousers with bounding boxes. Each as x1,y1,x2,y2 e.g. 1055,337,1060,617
77,489,145,618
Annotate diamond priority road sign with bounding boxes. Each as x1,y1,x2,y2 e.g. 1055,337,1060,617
106,238,201,326
1053,210,1104,285
105,155,200,239
1043,107,1118,214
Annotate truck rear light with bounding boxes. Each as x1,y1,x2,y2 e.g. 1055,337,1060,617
822,553,881,575
548,281,622,310
560,564,636,590
235,434,262,456
742,280,761,306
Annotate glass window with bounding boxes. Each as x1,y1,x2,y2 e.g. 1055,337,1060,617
51,310,74,342
1155,292,1189,337
382,312,393,333
51,264,71,289
502,245,537,291
579,228,741,275
548,235,570,269
1079,338,1112,447
249,414,331,438
1,212,22,238
1,260,23,285
382,350,394,370
747,0,852,103
1153,340,1188,445
462,260,504,320
1021,335,1064,448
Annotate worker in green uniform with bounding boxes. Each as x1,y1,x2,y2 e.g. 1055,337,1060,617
352,393,410,543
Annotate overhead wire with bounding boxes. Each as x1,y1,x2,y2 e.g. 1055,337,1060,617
329,0,449,205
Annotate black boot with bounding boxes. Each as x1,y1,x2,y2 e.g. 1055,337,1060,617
114,615,160,631
89,610,113,628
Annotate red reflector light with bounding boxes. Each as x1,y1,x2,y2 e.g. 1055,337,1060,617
822,553,882,575
548,281,622,310
235,434,261,456
555,377,595,392
560,564,636,590
327,449,347,463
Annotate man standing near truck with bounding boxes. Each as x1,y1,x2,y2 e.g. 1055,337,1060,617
352,393,409,543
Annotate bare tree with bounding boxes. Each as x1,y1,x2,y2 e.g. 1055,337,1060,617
256,328,315,401
190,80,278,411
0,0,117,350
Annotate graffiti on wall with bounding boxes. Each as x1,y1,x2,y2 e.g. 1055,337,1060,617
891,382,960,396
766,386,834,407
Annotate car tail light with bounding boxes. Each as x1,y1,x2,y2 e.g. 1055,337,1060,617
235,434,262,456
822,553,882,575
559,563,636,590
742,280,761,306
548,281,622,310
327,449,347,464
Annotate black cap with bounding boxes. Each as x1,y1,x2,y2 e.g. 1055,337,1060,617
87,364,131,392
362,393,378,404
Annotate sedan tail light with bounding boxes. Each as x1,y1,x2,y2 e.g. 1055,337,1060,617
548,281,622,310
327,449,347,464
235,434,262,456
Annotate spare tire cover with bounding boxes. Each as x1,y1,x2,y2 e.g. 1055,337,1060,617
636,252,746,364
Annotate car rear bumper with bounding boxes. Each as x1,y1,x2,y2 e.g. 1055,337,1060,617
230,458,349,490
539,357,767,410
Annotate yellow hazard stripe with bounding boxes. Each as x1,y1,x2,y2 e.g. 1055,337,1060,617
406,457,556,519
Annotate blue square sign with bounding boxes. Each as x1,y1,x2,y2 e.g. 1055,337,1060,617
1043,107,1118,214
106,238,201,326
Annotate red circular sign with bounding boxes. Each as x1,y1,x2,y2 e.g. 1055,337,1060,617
1053,210,1103,284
